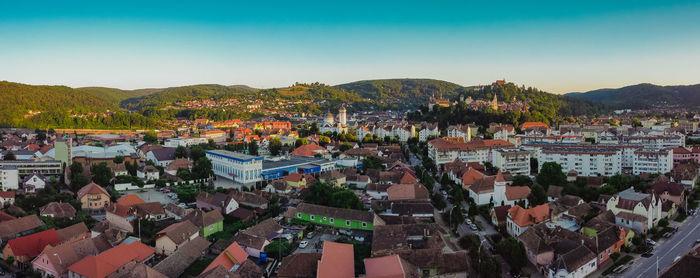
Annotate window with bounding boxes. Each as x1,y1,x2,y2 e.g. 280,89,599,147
297,212,302,218
310,215,315,220
362,222,367,227
346,220,351,226
323,217,327,221
330,218,334,223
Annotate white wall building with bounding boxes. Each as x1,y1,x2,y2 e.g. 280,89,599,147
427,138,515,168
492,148,531,176
207,150,263,185
632,149,673,175
164,137,209,147
418,123,440,142
537,147,622,177
0,166,19,191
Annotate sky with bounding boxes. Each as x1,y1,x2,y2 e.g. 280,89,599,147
1,0,699,93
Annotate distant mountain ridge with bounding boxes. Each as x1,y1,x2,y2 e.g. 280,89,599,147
565,83,700,109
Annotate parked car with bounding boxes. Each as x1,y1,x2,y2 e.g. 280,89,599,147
306,232,314,239
339,229,352,236
466,219,472,225
470,224,478,231
647,239,656,246
299,241,309,248
663,232,673,238
641,252,653,258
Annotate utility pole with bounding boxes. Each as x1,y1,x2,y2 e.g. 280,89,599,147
657,256,659,278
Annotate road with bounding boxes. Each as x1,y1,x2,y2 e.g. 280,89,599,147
621,213,700,278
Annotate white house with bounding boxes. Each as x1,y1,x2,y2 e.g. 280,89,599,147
21,173,47,193
606,188,662,229
0,166,19,191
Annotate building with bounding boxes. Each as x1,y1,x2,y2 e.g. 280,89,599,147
537,146,622,177
77,182,110,213
492,148,531,176
31,236,112,278
22,173,47,192
67,241,155,278
418,123,439,142
0,159,62,176
606,188,662,229
632,149,673,175
468,171,531,206
183,209,224,238
284,203,381,231
506,204,550,237
207,150,263,185
54,138,72,167
40,202,77,219
318,241,355,278
0,166,19,191
2,229,61,268
201,242,248,274
155,221,200,255
146,148,176,167
427,137,515,168
446,124,476,142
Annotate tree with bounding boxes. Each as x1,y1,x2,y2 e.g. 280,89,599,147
295,138,309,148
269,138,283,156
143,131,158,144
264,240,291,259
432,193,447,211
450,205,465,228
248,140,259,156
190,145,206,161
451,184,464,203
319,136,331,147
536,162,566,190
362,156,384,172
69,162,84,180
192,157,213,180
329,190,364,210
527,183,547,206
112,155,124,164
512,175,533,187
597,184,617,195
175,145,187,158
339,142,352,152
3,151,16,160
90,162,112,187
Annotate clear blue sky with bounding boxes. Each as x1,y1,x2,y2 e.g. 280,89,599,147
1,0,699,93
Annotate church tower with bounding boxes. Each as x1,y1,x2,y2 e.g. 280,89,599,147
338,105,347,126
491,93,498,110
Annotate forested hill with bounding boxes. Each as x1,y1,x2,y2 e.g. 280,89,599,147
565,83,700,109
0,81,117,127
335,79,466,109
77,87,160,106
121,84,259,110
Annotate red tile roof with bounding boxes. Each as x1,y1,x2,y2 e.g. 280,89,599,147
520,122,549,129
68,241,155,278
116,195,145,207
6,228,61,258
508,204,550,227
202,242,248,274
284,172,304,182
0,191,16,199
317,241,354,278
505,186,531,201
290,143,327,157
364,254,414,278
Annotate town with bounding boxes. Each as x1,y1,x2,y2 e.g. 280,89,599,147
0,95,698,278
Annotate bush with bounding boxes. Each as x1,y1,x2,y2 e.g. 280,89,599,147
610,252,621,262
658,218,669,227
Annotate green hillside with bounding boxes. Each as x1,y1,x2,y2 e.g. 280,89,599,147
77,87,159,106
121,84,259,110
335,79,466,109
0,81,116,127
565,83,700,109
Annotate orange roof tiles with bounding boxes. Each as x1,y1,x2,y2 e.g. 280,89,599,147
508,204,550,227
317,241,354,278
364,254,412,278
77,182,109,200
283,172,304,182
505,186,531,201
290,143,327,157
202,242,248,274
6,228,61,258
116,195,145,207
68,241,155,278
520,122,549,129
462,168,485,187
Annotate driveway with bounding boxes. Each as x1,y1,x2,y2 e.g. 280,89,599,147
621,213,700,277
293,232,341,254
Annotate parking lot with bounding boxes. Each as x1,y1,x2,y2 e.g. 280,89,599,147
121,188,179,204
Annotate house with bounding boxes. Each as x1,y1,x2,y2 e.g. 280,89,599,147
283,173,307,189
183,209,224,238
77,182,110,212
31,236,112,278
506,204,550,237
40,202,77,219
384,201,435,219
615,211,648,233
57,222,91,244
277,253,322,278
2,229,61,268
363,254,419,278
0,214,44,241
517,226,555,273
371,224,448,256
290,143,329,157
105,203,135,233
469,171,530,206
265,180,292,194
284,203,381,231
22,173,47,193
106,262,165,278
395,249,469,277
317,241,355,278
234,218,283,258
0,191,16,207
606,187,662,229
132,202,166,221
366,183,392,200
659,243,700,278
116,194,144,207
67,241,156,278
155,221,200,255
165,158,192,176
652,181,685,207
196,192,234,213
583,225,625,268
319,170,346,187
491,205,512,229
146,147,176,167
164,203,192,220
201,242,249,274
137,165,160,180
547,185,564,201
547,244,597,278
112,163,128,177
387,183,429,201
230,191,268,209
152,236,210,278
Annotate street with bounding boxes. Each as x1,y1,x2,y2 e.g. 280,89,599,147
621,213,700,278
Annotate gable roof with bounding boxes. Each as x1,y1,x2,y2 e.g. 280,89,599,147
290,143,327,157
364,254,418,278
77,182,110,200
36,236,112,276
116,195,145,207
387,183,429,201
156,221,200,245
184,209,224,229
149,147,176,162
57,222,89,242
153,236,211,278
505,186,531,201
7,228,61,258
277,253,322,278
240,218,282,239
508,204,550,227
40,202,77,218
0,214,44,238
317,241,354,278
202,242,248,274
68,241,155,278
492,205,512,222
